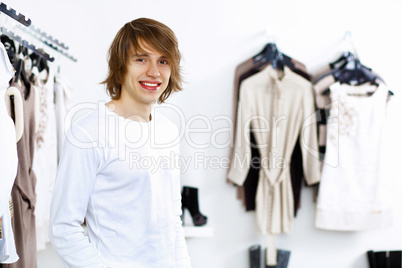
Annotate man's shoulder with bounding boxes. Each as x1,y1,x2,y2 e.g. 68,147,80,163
67,105,101,142
75,107,100,129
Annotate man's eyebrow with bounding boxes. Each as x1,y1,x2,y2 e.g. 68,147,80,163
132,53,150,57
131,53,168,59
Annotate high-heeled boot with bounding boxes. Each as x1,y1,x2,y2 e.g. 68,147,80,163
181,186,207,226
249,245,261,268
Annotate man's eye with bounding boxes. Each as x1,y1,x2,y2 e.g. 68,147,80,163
160,60,168,65
136,58,145,62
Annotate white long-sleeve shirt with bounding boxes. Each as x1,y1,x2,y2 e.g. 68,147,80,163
49,102,191,268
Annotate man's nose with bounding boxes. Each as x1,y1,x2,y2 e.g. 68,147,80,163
146,62,160,77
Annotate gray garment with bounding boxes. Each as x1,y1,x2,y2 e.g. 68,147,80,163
0,81,37,268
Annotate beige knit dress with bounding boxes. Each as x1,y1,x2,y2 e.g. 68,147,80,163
227,65,321,265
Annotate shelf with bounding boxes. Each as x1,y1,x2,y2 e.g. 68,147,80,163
183,225,214,238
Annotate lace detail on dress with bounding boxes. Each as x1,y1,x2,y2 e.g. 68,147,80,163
328,96,357,145
35,82,48,148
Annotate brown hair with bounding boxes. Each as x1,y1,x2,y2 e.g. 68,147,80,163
101,18,182,103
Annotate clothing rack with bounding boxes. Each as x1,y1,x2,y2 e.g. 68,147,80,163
44,41,77,62
28,25,68,50
0,2,31,26
1,26,54,62
16,24,77,62
1,2,76,63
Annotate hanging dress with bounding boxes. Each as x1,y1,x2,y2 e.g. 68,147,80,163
316,82,391,231
1,80,38,268
0,42,19,264
228,66,321,265
31,68,57,251
54,74,73,162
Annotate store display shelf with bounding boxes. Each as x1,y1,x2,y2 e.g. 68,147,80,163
183,225,214,238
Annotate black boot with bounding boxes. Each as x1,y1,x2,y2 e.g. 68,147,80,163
181,186,207,226
265,248,291,268
249,245,261,268
368,250,402,268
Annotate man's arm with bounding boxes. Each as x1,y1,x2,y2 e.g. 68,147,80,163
172,144,192,267
49,125,107,268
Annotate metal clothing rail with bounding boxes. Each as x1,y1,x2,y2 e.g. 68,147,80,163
27,25,69,50
16,24,77,62
0,2,31,26
0,2,77,62
1,26,54,62
44,40,77,62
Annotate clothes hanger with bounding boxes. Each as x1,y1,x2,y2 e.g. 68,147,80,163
320,31,394,96
14,44,31,98
329,51,352,69
271,43,285,71
317,52,374,83
252,42,310,80
0,34,16,65
253,43,286,70
333,56,378,86
322,53,394,96
29,52,48,83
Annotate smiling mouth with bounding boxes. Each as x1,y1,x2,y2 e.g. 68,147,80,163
139,81,162,90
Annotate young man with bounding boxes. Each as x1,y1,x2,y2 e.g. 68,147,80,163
49,18,192,268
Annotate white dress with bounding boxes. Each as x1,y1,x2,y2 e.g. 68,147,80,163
316,82,391,231
0,42,19,263
54,74,74,162
32,68,58,250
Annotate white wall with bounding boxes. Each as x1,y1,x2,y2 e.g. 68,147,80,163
4,0,402,267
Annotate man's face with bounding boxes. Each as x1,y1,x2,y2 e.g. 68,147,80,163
121,41,171,108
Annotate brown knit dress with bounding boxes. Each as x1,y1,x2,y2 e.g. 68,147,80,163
1,81,37,268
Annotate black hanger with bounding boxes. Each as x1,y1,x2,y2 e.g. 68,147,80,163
253,43,286,71
329,51,352,69
1,34,16,65
30,52,49,73
271,43,285,71
316,52,374,83
322,54,394,96
252,42,310,80
14,45,31,99
253,43,278,66
29,52,49,83
333,55,377,85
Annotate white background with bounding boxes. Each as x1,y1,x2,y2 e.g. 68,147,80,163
3,0,402,267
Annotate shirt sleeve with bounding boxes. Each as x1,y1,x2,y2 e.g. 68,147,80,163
300,87,321,185
49,124,107,268
173,144,192,267
227,82,253,186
